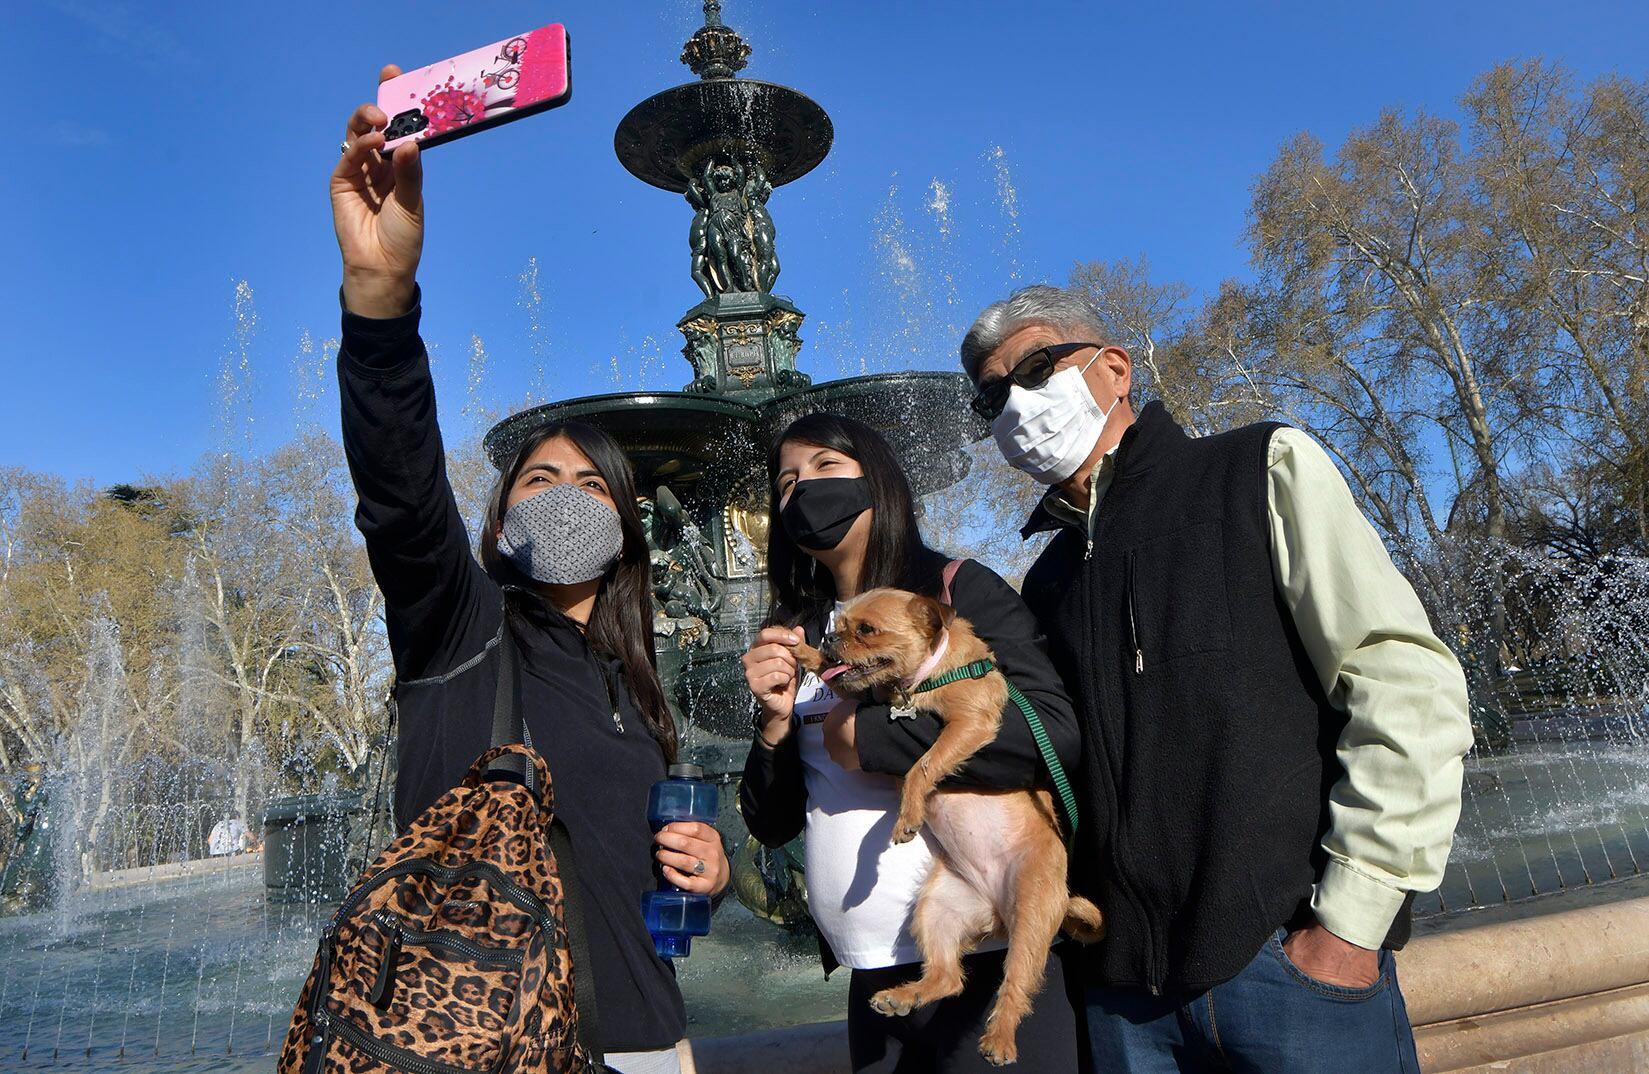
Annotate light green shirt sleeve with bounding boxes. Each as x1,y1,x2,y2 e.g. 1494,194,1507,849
1265,427,1474,950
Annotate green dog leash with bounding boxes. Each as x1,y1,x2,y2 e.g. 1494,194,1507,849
911,658,1080,847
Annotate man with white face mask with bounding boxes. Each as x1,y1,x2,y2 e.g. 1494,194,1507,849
960,284,1472,1073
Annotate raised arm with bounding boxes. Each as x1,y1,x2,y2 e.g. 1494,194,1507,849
332,80,495,679
855,560,1082,790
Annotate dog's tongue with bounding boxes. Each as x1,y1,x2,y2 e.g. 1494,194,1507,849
819,663,851,683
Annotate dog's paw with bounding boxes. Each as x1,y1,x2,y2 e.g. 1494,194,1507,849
870,988,918,1018
978,1031,1018,1067
890,810,924,843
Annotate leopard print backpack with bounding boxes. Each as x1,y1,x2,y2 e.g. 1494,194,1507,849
279,618,608,1074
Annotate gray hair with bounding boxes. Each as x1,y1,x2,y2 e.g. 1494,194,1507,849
959,284,1106,382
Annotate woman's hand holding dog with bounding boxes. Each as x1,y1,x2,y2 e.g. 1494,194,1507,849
743,627,804,746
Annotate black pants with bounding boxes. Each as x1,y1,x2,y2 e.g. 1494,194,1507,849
848,944,1088,1073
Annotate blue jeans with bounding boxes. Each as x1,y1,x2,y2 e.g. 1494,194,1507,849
1084,928,1421,1073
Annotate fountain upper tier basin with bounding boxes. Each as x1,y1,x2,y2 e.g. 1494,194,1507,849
483,371,984,494
615,79,834,192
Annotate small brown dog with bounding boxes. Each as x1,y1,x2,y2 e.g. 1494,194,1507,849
795,587,1104,1066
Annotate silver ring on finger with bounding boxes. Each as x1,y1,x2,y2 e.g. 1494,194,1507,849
340,141,351,155
693,858,706,876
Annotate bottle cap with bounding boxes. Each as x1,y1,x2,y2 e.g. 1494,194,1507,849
668,763,705,780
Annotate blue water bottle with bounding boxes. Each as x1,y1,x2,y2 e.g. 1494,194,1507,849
641,763,719,960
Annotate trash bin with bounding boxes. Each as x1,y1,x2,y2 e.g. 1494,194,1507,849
262,793,360,903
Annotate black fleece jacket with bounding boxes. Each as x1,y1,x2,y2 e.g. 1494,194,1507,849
337,293,685,1053
737,553,1081,973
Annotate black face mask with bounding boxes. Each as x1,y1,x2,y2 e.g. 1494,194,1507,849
780,477,873,551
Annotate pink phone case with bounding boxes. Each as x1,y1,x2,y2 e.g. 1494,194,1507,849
378,24,570,151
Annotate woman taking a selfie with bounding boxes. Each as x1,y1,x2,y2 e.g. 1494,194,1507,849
738,413,1088,1072
330,74,726,1074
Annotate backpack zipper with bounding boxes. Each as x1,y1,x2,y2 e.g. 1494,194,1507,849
371,911,526,965
318,1009,499,1074
332,859,554,935
1126,549,1143,673
369,917,403,1008
368,911,526,1009
521,721,537,795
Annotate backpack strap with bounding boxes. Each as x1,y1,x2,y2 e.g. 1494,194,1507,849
489,615,524,748
939,558,964,605
549,818,605,1069
486,606,607,1069
485,614,537,794
933,559,1080,846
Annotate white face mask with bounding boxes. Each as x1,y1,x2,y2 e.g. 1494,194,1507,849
991,352,1118,484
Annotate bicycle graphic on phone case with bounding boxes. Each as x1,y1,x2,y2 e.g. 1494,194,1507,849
481,37,529,93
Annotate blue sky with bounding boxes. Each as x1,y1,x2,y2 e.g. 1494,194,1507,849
4,1,1647,486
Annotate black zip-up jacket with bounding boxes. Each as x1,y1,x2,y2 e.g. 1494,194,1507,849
737,552,1080,974
337,293,685,1053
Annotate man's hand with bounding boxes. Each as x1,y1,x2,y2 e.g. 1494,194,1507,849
1282,922,1380,988
822,700,859,770
332,66,424,318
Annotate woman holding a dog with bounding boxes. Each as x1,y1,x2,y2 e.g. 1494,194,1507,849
739,413,1089,1072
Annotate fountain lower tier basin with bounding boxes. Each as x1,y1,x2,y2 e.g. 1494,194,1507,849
483,371,984,499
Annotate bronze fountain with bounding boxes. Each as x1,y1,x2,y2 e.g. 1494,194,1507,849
484,2,985,782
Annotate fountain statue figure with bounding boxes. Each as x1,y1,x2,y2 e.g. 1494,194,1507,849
644,485,727,634
687,155,780,297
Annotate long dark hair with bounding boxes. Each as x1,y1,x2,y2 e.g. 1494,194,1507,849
765,413,945,629
480,421,678,764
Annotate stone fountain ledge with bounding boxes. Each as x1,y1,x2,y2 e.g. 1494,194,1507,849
689,882,1649,1074
82,850,262,891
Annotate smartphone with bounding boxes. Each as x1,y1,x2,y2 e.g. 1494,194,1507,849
378,24,571,152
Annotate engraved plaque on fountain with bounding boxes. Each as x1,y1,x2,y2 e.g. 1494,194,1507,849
721,319,766,387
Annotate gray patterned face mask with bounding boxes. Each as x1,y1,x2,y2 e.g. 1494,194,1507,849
497,482,625,585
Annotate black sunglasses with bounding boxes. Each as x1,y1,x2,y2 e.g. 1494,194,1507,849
970,342,1102,420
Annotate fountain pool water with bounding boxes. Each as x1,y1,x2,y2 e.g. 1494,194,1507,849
0,857,845,1071
1423,732,1649,913
4,729,1648,1069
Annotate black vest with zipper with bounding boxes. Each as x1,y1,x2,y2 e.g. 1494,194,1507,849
1019,401,1411,996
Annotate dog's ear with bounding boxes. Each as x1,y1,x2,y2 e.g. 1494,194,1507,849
906,594,956,641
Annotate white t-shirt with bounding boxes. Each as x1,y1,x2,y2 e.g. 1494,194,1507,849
793,604,1008,970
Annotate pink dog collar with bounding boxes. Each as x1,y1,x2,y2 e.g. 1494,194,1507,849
902,630,950,692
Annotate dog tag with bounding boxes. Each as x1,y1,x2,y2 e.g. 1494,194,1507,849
889,702,918,721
